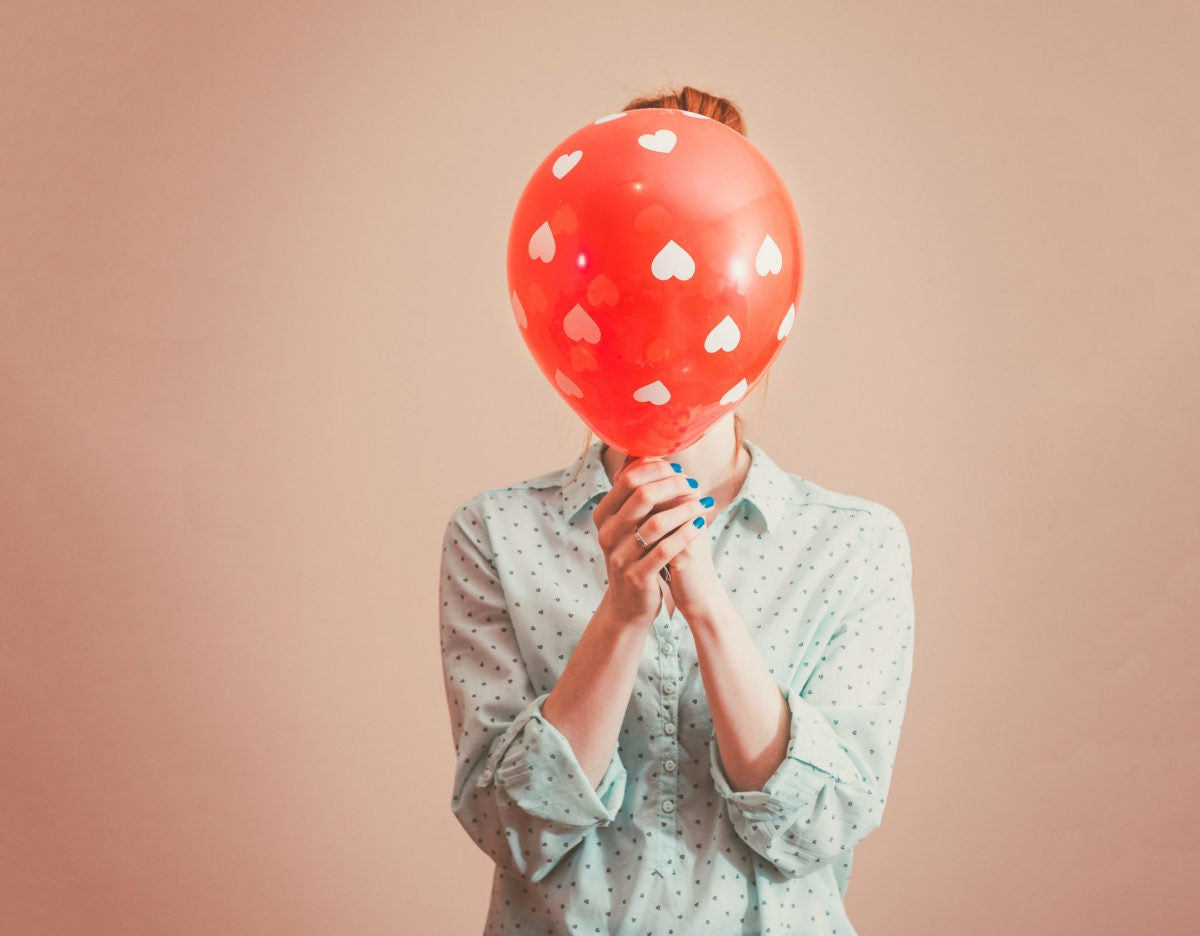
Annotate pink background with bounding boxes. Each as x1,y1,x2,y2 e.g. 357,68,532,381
2,2,1197,933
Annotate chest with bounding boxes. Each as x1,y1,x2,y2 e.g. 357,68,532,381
492,503,877,697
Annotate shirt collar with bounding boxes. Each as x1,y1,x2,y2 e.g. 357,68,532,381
557,437,790,533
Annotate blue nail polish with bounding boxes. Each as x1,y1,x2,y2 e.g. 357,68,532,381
685,477,698,489
669,463,682,473
693,516,706,528
699,496,715,508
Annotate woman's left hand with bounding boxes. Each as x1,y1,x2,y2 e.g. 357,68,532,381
662,499,725,622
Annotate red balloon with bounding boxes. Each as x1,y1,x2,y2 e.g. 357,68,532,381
507,107,803,456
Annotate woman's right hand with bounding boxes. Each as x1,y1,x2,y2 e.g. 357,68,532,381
592,456,710,624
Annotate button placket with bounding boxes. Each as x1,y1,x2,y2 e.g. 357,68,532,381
656,623,681,871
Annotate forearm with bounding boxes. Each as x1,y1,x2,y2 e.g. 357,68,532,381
688,591,790,792
541,593,651,788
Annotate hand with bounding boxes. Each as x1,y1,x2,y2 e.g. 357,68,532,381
591,456,711,625
662,506,726,624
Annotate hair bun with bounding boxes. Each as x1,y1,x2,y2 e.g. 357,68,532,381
622,86,746,136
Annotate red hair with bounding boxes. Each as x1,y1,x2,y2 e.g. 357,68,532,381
622,85,746,136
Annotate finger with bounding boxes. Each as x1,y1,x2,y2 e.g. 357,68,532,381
594,456,674,526
611,471,697,533
637,509,710,572
635,496,709,547
615,455,669,493
593,453,639,528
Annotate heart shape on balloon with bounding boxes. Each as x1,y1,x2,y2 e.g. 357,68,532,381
507,107,803,456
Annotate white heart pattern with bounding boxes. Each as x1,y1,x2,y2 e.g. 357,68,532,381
511,290,527,328
633,380,671,405
720,378,748,405
637,129,677,154
755,234,783,276
704,315,741,353
651,240,695,281
777,303,795,340
680,111,709,119
552,150,582,179
555,369,583,398
528,221,555,262
594,112,626,124
563,303,601,344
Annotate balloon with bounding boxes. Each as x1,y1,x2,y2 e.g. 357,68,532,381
506,107,803,456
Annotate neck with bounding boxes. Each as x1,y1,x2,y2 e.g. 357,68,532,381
601,415,749,512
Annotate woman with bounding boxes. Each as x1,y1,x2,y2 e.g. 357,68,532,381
439,87,915,936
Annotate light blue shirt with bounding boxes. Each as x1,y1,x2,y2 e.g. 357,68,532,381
439,439,915,935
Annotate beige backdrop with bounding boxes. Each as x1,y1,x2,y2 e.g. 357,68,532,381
2,2,1198,933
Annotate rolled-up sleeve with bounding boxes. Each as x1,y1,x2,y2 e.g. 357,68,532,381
439,498,626,882
710,507,915,879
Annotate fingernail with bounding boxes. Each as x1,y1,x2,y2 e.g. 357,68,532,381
699,496,715,508
685,477,698,489
693,516,706,528
669,463,682,473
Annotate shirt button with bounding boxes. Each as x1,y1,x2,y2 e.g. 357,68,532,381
663,722,676,735
663,759,677,773
662,681,677,695
662,800,675,814
661,643,674,655
481,767,493,783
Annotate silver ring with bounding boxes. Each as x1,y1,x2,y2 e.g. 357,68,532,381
634,528,650,549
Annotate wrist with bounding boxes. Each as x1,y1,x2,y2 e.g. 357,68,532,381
682,588,738,636
594,591,657,637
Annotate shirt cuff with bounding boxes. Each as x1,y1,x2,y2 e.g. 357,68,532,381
479,692,626,829
710,683,867,840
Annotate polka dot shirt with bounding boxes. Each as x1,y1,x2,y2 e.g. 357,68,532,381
439,438,915,935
